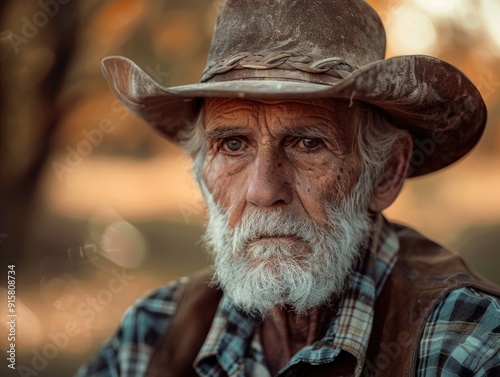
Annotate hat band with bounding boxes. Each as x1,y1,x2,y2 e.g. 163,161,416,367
201,51,359,83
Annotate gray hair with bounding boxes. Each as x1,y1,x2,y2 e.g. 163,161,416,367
179,100,410,201
350,102,410,204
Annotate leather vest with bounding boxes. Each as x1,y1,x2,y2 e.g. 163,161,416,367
144,224,500,377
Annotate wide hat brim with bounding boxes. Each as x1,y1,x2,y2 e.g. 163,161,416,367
101,54,486,177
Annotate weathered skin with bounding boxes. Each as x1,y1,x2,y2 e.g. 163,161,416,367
202,98,360,228
201,98,412,372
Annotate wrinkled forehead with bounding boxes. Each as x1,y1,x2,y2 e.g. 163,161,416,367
203,97,360,141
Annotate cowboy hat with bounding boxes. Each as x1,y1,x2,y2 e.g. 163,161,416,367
101,0,486,177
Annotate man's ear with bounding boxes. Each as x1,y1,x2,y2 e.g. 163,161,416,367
368,135,413,212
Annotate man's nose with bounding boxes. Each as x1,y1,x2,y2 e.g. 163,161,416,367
246,149,293,207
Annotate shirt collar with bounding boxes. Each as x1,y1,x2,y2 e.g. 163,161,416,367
195,214,400,377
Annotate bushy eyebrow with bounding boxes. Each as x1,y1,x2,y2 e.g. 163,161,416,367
204,125,339,140
204,126,252,140
279,125,339,140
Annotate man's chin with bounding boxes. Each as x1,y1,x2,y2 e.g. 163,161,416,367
227,291,330,318
215,264,336,316
244,256,313,273
246,238,312,260
250,236,305,244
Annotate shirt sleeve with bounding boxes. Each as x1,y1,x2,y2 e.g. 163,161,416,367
74,278,187,377
417,287,500,377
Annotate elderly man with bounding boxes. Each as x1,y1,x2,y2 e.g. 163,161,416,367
76,0,500,376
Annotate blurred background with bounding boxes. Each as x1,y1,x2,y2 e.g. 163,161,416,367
0,0,499,375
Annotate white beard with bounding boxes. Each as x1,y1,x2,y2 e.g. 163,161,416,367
200,179,373,317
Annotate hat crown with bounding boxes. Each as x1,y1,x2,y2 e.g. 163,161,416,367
203,0,386,82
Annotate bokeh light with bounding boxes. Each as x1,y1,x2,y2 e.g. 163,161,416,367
388,6,437,54
413,0,462,16
99,221,147,268
481,0,500,50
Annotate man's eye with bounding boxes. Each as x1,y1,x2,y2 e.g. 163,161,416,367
222,139,244,152
300,138,322,149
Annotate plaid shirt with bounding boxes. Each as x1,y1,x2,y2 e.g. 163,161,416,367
75,218,500,377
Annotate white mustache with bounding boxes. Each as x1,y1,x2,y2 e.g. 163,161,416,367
231,208,323,252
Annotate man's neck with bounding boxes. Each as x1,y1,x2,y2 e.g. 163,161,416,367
261,305,337,374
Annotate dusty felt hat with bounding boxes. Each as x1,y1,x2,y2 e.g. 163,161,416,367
101,0,487,177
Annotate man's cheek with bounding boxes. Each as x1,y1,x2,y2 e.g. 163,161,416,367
293,176,331,221
225,176,252,227
202,157,225,195
203,168,246,214
203,154,246,186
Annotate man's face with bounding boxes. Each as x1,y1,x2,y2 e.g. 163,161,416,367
200,98,373,316
202,98,361,226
